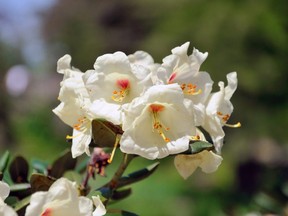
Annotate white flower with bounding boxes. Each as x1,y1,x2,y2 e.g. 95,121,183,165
25,178,93,216
0,181,17,216
202,72,240,153
53,55,93,158
174,150,223,179
156,42,213,105
120,84,197,160
92,196,106,216
83,51,153,125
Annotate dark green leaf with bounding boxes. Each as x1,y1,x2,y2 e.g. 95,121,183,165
91,119,122,148
111,188,132,200
10,183,31,191
121,210,139,216
107,209,139,216
50,149,77,178
254,192,283,213
189,141,214,154
14,195,31,212
30,173,55,192
0,150,10,173
116,162,159,189
31,159,49,174
99,187,113,199
5,196,18,206
75,157,90,173
9,156,29,183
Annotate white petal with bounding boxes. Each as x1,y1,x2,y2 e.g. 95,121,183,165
199,150,223,173
78,197,93,216
25,191,48,216
0,201,17,216
174,150,222,179
224,72,237,100
94,51,131,74
71,127,92,158
174,154,201,179
92,196,106,216
88,99,122,125
171,42,190,56
0,181,10,200
57,54,72,73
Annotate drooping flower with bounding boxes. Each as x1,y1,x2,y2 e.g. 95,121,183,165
25,178,93,216
120,84,197,160
83,51,153,125
202,72,241,153
156,42,213,105
174,150,223,179
0,181,17,216
53,55,94,158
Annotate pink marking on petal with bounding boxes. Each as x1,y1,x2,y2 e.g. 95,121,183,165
116,79,130,89
168,72,177,84
41,208,52,216
149,104,165,113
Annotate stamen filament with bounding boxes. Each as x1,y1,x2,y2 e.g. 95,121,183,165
150,104,170,142
108,134,121,163
224,122,241,128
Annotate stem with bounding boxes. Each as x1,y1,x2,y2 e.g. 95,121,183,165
108,153,135,190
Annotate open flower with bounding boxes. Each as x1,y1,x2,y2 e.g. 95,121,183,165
120,84,197,160
83,51,153,125
156,42,213,105
174,150,223,179
202,72,240,153
25,178,93,216
0,181,17,216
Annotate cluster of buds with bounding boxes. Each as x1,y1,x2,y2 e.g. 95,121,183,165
53,42,240,179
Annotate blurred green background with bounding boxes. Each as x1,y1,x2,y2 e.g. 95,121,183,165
0,0,287,215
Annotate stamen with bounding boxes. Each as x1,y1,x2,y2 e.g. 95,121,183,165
190,135,200,141
181,83,202,95
149,104,170,142
108,134,121,163
225,122,241,128
217,112,241,128
111,79,130,102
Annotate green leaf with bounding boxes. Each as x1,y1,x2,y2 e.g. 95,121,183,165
9,156,29,183
14,195,31,212
91,119,122,148
30,173,55,192
107,209,139,216
116,162,160,189
111,188,132,200
75,157,90,173
31,159,49,174
0,150,10,173
49,149,77,178
10,183,31,191
63,170,82,183
189,141,214,154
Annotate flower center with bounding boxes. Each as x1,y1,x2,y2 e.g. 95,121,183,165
149,104,170,142
180,83,202,95
217,111,241,128
111,79,130,102
66,117,88,139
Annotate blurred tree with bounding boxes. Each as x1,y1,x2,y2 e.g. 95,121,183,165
42,0,155,70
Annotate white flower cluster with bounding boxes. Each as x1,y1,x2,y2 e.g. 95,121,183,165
53,42,240,179
1,179,106,216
